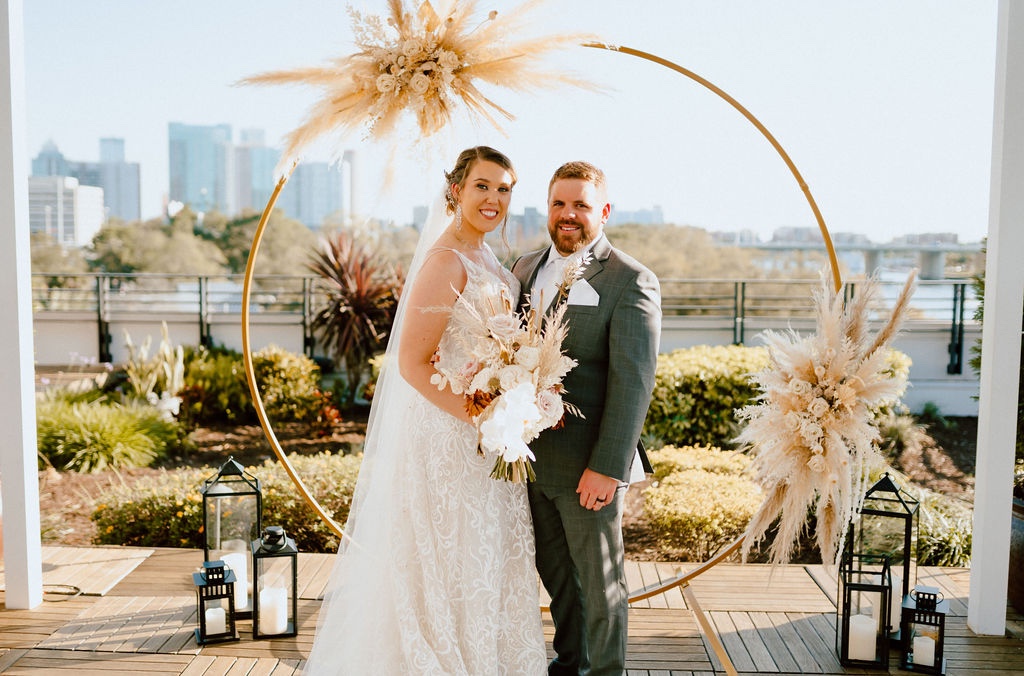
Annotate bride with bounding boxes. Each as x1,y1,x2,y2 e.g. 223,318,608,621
303,146,547,675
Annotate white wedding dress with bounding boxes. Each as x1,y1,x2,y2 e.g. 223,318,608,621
303,249,546,676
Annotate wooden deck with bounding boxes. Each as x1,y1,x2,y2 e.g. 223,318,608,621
2,546,1022,674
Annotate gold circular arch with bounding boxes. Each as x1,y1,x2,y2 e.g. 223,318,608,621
240,42,843,552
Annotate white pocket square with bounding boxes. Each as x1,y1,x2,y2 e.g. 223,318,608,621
567,279,600,306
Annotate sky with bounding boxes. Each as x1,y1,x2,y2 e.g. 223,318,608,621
22,0,999,242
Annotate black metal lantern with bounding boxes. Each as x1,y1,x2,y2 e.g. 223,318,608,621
836,551,892,669
193,560,240,645
251,525,299,639
201,457,262,619
900,584,948,674
849,472,919,635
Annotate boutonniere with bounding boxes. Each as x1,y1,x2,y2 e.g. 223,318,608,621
555,251,593,306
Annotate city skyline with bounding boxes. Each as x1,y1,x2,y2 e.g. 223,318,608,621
24,1,999,242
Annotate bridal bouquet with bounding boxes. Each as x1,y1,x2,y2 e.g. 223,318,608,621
431,256,589,481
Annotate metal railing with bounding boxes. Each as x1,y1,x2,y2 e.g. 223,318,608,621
32,273,978,372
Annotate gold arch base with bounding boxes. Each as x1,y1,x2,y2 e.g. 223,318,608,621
241,42,843,676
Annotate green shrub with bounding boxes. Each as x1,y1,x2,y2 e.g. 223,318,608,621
37,397,183,472
180,347,255,425
179,345,326,426
252,345,323,422
92,453,362,552
644,468,762,561
644,345,769,448
648,444,750,482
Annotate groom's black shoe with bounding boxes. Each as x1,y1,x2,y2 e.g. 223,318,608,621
548,659,578,676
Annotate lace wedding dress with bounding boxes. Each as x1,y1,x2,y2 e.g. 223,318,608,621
303,249,546,676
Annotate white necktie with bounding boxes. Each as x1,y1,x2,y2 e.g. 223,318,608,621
531,255,568,310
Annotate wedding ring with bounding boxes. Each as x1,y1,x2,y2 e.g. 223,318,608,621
595,497,606,503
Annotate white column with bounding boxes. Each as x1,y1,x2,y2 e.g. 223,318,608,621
968,0,1024,636
0,0,42,609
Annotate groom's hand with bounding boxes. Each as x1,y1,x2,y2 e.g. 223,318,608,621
577,469,617,511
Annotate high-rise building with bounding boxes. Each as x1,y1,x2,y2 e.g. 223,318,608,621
28,176,105,247
234,129,280,216
30,138,141,222
168,122,234,214
97,138,140,221
280,161,343,230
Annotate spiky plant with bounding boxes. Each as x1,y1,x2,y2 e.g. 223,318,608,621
308,232,403,405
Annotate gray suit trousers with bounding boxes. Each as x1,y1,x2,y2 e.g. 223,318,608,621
529,482,629,676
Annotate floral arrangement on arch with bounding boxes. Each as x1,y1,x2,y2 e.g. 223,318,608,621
431,254,590,482
736,270,917,566
242,0,594,172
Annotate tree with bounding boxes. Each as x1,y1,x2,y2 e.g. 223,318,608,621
87,208,227,275
30,232,88,275
219,209,319,277
307,231,404,405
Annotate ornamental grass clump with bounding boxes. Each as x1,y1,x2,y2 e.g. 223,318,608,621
644,469,762,562
643,345,770,448
37,397,184,473
92,453,362,552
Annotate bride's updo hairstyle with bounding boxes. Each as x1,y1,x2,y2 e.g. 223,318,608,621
443,145,517,215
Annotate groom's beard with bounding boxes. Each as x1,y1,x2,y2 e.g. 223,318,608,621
550,219,591,255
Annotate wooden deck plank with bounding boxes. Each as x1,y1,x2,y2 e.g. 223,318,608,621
708,610,757,672
637,561,670,609
765,611,823,674
4,555,1024,674
626,559,650,609
2,648,192,674
296,552,334,600
0,546,153,597
651,562,689,609
729,610,780,672
748,610,802,673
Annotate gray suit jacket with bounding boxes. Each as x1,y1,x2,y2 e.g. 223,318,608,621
512,234,661,487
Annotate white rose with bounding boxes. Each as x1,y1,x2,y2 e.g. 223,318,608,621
535,388,565,429
487,312,519,341
498,364,532,391
409,72,431,95
514,345,541,371
789,379,812,397
375,73,398,94
808,397,830,418
437,49,461,70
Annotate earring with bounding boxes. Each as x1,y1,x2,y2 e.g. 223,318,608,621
455,204,463,231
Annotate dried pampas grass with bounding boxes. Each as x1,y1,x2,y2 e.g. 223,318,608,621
736,270,917,566
241,0,596,175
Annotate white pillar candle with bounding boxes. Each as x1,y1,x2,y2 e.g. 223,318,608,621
221,552,249,611
889,573,903,629
913,635,936,667
204,606,226,635
259,586,289,635
848,614,877,661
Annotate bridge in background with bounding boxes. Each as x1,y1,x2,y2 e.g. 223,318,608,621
733,240,984,279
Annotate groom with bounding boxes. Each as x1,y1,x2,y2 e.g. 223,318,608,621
512,161,661,675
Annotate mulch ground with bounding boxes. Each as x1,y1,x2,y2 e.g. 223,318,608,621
35,412,980,562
